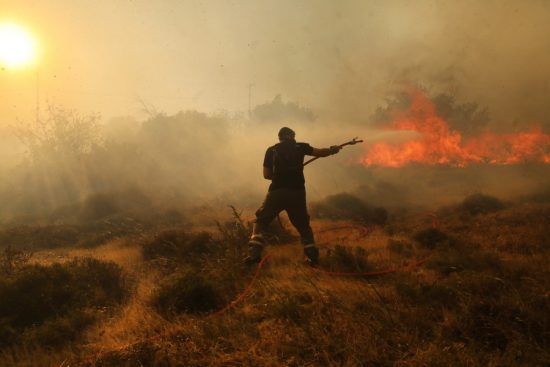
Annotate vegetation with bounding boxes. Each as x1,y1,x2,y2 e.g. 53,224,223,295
311,192,388,225
153,268,223,316
460,193,506,215
413,227,451,249
322,244,371,272
0,257,129,349
0,197,548,366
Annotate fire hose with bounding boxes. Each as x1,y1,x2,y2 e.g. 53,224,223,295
303,137,363,166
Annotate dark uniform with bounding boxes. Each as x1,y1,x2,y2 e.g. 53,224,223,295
247,131,319,265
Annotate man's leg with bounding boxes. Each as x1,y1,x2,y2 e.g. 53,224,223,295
246,190,283,263
285,190,319,265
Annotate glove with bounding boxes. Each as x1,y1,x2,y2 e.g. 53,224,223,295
329,145,341,155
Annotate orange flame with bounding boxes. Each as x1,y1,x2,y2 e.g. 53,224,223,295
361,90,550,167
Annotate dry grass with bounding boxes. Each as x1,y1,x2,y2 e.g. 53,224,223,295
1,202,549,366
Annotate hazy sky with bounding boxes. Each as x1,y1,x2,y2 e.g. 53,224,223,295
1,0,550,127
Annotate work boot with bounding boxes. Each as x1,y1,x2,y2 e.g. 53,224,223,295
303,244,319,267
243,234,265,265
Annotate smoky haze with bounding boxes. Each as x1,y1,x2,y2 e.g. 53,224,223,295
0,0,549,221
1,1,550,126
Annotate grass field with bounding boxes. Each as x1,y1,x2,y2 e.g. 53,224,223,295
0,196,548,366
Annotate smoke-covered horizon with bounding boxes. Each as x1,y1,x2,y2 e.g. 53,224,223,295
1,1,550,129
0,85,548,224
0,1,549,222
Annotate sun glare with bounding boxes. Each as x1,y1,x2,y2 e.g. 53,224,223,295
0,22,37,69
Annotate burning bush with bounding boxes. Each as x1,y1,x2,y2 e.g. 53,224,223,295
460,193,506,215
310,193,387,225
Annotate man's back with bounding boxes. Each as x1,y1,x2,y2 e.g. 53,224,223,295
264,140,313,191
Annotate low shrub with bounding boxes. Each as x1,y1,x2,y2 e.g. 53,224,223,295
142,229,216,263
270,292,312,325
310,193,387,225
394,277,460,309
0,257,129,348
441,274,549,352
413,228,450,249
427,248,503,276
19,309,97,348
460,193,506,215
0,246,32,276
0,224,80,249
79,193,120,221
387,239,413,256
152,268,223,316
323,245,371,272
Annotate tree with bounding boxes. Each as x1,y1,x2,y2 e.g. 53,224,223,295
252,95,316,123
15,104,102,161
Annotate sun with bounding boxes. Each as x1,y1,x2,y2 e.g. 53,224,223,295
0,22,37,69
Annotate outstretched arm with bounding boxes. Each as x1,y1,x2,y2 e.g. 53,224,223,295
310,146,341,157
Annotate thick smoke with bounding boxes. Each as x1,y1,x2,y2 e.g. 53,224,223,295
0,1,549,221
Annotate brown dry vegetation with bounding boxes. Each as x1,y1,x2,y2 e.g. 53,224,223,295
0,196,549,367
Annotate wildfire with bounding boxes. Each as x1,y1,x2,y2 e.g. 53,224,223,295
361,90,550,167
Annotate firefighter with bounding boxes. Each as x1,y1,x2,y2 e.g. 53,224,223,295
245,127,341,265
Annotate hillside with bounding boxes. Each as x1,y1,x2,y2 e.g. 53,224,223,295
0,199,548,366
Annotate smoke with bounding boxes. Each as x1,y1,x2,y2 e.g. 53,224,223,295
0,1,549,221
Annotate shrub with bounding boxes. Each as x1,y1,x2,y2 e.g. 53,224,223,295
394,278,459,309
386,239,413,256
413,228,450,249
460,193,505,215
152,268,223,316
311,193,387,225
0,224,80,250
323,245,371,272
441,274,549,352
427,248,503,276
20,309,97,348
142,229,215,263
0,258,129,348
0,246,32,276
270,293,312,325
79,193,119,221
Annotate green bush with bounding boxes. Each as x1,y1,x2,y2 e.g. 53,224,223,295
0,257,129,348
152,268,223,316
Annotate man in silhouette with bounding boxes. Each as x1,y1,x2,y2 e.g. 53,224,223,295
246,127,341,265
